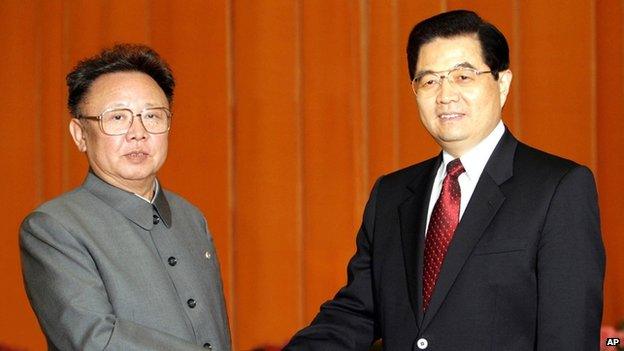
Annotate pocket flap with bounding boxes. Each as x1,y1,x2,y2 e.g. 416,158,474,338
473,239,527,255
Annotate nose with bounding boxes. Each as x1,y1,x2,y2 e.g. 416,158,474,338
125,115,148,141
436,77,460,104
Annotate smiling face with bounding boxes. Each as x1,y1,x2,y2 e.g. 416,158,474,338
69,71,169,196
414,35,512,157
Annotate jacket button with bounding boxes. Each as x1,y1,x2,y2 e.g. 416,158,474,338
416,338,428,349
204,251,211,259
168,257,177,266
187,299,196,308
153,214,160,225
203,343,212,349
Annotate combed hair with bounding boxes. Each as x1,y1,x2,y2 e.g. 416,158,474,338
66,44,175,116
406,10,509,80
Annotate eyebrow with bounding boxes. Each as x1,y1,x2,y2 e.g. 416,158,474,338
414,61,479,78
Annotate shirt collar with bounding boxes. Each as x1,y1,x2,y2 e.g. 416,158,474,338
83,171,172,230
441,120,505,180
134,180,159,204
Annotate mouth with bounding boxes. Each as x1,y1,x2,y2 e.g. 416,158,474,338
437,112,465,121
124,151,150,161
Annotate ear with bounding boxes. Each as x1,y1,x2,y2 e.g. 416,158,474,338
69,118,88,152
498,69,513,107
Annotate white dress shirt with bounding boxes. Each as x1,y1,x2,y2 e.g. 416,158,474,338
425,120,505,232
134,179,160,204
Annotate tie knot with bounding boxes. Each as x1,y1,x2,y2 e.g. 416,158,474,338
446,159,465,178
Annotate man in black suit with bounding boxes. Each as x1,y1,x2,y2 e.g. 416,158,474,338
285,10,605,351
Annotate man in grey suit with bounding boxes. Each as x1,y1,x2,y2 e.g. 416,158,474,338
20,44,231,350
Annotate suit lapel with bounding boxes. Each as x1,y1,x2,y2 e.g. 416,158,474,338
420,129,518,330
399,156,440,327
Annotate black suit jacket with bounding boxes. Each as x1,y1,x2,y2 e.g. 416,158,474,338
285,130,605,351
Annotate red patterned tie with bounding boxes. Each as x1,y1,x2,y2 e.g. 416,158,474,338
422,158,465,310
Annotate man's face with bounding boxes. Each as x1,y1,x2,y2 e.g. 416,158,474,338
69,71,169,192
414,35,512,157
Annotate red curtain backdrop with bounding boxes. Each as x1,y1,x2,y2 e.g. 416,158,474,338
1,1,622,350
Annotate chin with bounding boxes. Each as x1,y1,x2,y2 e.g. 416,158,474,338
119,169,156,182
437,131,468,143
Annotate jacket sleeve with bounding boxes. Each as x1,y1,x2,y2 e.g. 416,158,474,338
284,179,381,351
536,165,605,351
19,211,205,351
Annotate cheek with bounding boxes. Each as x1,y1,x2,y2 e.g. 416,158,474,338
463,91,490,117
90,137,124,161
152,136,169,158
462,89,481,105
471,86,501,109
417,98,437,119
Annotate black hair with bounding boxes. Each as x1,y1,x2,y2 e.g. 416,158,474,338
406,10,509,80
66,43,175,116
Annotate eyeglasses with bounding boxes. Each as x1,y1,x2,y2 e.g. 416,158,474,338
78,107,172,136
411,66,493,96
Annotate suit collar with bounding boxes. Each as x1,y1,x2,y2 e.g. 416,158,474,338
83,171,172,230
406,156,442,194
483,127,516,185
400,128,518,329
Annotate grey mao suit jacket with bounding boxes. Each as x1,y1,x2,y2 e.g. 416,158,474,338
20,172,231,351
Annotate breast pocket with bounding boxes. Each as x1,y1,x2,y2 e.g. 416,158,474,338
473,238,527,255
471,238,534,292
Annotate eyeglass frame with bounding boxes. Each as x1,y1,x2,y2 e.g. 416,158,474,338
77,106,173,136
410,63,494,96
